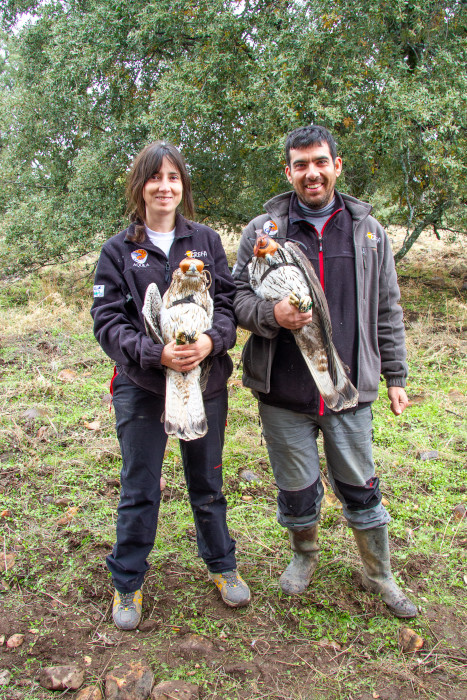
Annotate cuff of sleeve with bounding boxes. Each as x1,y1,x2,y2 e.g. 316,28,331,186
386,377,407,388
140,336,165,370
265,301,280,329
204,328,222,355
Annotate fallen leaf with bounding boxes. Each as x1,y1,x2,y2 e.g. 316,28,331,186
0,552,15,572
57,369,78,382
381,497,390,507
372,694,380,699
0,635,5,645
448,390,465,402
22,407,48,419
7,634,24,649
84,656,92,665
160,476,167,491
324,491,342,508
1,509,11,518
416,449,439,462
57,506,79,526
101,393,112,406
241,495,253,501
84,420,100,431
399,627,424,653
317,638,341,651
453,503,466,521
407,394,426,405
29,628,39,634
37,425,49,439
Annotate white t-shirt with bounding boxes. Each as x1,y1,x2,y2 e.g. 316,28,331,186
144,225,176,257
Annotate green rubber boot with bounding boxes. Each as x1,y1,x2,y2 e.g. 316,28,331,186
279,525,319,595
352,525,418,618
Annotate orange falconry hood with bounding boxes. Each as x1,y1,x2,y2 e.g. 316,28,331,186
253,234,279,258
179,257,204,273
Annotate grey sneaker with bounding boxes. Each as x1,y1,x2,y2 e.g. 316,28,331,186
112,589,142,630
209,570,251,608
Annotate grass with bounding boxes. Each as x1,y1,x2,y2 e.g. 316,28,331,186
0,228,466,699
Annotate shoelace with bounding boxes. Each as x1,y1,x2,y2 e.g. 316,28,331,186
119,593,136,608
222,571,239,587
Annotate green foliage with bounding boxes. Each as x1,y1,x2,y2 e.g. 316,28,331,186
0,0,465,275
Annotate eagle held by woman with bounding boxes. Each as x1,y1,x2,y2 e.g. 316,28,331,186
142,257,213,441
248,233,358,412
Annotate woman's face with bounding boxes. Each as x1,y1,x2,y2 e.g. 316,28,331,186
142,156,183,224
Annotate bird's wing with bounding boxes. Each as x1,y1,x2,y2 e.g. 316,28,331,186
142,283,165,345
284,241,339,384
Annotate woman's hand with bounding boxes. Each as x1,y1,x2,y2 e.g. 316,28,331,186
161,333,214,372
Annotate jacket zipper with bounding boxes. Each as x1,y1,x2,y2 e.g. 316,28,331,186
362,247,367,300
165,231,192,284
310,208,342,416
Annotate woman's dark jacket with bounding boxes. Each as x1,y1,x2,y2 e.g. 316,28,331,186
91,214,236,398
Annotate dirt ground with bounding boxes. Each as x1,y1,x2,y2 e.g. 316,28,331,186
1,556,467,700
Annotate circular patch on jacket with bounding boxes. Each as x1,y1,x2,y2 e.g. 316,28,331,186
262,220,278,236
131,249,148,264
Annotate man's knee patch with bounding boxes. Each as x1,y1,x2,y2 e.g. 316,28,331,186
334,476,382,511
278,479,320,519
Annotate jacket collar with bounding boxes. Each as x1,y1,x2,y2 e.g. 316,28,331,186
264,190,372,224
124,213,195,243
289,191,344,225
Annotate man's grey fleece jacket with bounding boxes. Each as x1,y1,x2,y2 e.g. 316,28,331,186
233,191,408,404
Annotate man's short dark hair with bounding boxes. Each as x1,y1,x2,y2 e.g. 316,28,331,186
285,125,338,166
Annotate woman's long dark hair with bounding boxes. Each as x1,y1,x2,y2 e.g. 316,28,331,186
126,141,195,243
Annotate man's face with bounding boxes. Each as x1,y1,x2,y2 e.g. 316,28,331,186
285,142,342,209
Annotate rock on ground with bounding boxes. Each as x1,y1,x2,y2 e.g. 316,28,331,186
38,664,84,690
75,686,103,700
151,680,199,699
177,634,215,660
0,669,12,686
105,660,154,700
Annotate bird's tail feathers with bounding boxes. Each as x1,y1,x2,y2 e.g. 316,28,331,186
299,353,341,410
164,369,207,441
299,343,359,412
330,350,359,410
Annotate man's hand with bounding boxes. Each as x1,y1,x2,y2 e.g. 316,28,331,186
161,333,213,372
388,386,409,416
274,297,313,330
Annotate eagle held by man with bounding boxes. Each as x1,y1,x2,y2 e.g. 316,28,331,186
248,232,358,411
142,257,213,441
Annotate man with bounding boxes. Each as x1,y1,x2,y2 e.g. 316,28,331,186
233,125,417,618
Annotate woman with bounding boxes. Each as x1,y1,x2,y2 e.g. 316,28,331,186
91,142,250,630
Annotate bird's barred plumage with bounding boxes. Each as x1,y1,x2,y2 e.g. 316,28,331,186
248,234,358,411
142,261,213,441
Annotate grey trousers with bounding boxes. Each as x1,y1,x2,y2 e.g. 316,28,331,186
259,403,390,531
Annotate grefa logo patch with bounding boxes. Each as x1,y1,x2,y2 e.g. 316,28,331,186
263,220,278,236
367,232,381,243
186,249,207,258
131,249,149,266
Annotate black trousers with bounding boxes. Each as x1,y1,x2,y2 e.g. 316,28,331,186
106,373,236,594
